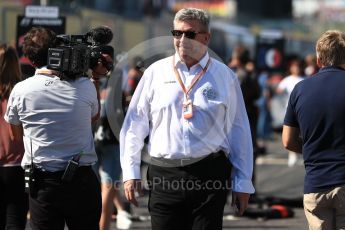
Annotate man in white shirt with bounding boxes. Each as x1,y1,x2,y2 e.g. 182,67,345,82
120,8,255,230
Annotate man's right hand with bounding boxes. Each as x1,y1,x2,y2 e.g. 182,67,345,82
124,179,144,207
91,54,113,78
231,191,250,216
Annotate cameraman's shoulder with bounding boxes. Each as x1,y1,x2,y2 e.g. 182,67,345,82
77,77,95,86
10,81,23,96
8,75,37,98
15,75,37,90
71,77,93,90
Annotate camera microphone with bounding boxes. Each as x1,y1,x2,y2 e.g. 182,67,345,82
87,26,113,46
87,26,115,72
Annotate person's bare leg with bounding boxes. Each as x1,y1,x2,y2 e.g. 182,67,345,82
100,183,115,230
113,188,126,212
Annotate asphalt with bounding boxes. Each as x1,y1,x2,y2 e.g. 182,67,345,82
25,132,309,229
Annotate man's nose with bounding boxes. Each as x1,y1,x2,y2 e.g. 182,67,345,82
179,33,190,42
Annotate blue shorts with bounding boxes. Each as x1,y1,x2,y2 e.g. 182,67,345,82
94,143,122,184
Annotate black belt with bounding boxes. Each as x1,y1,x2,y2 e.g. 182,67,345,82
150,151,226,168
35,165,92,180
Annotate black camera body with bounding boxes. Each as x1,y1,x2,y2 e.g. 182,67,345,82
47,38,91,76
47,27,114,79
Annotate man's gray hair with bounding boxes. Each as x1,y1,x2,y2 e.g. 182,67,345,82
174,8,210,32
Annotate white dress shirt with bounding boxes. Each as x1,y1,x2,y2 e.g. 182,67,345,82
120,52,255,193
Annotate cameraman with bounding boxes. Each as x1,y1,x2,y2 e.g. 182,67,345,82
4,27,111,229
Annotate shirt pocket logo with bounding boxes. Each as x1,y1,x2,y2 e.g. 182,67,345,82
202,85,217,100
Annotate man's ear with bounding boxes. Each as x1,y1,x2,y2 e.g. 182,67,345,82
205,33,211,43
316,57,323,68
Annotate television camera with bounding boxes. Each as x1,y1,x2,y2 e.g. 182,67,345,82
47,26,114,79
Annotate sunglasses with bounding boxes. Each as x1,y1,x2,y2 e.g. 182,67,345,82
171,30,207,39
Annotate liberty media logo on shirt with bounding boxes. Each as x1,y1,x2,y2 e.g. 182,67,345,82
202,85,217,100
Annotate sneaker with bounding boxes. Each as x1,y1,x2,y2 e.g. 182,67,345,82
116,210,133,230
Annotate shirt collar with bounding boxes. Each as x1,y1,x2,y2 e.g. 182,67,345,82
35,66,59,77
174,52,210,70
34,66,48,74
319,66,345,73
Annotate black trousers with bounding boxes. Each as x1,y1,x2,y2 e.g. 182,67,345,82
147,152,232,230
29,166,101,230
0,166,28,230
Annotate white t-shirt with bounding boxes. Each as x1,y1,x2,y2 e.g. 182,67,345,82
4,71,98,171
277,75,304,95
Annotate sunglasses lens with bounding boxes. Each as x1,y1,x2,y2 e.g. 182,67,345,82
185,31,196,39
171,30,182,38
171,30,197,39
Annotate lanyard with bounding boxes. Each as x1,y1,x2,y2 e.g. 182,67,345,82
173,55,211,99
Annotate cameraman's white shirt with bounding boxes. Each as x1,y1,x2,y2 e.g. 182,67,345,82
4,69,98,171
